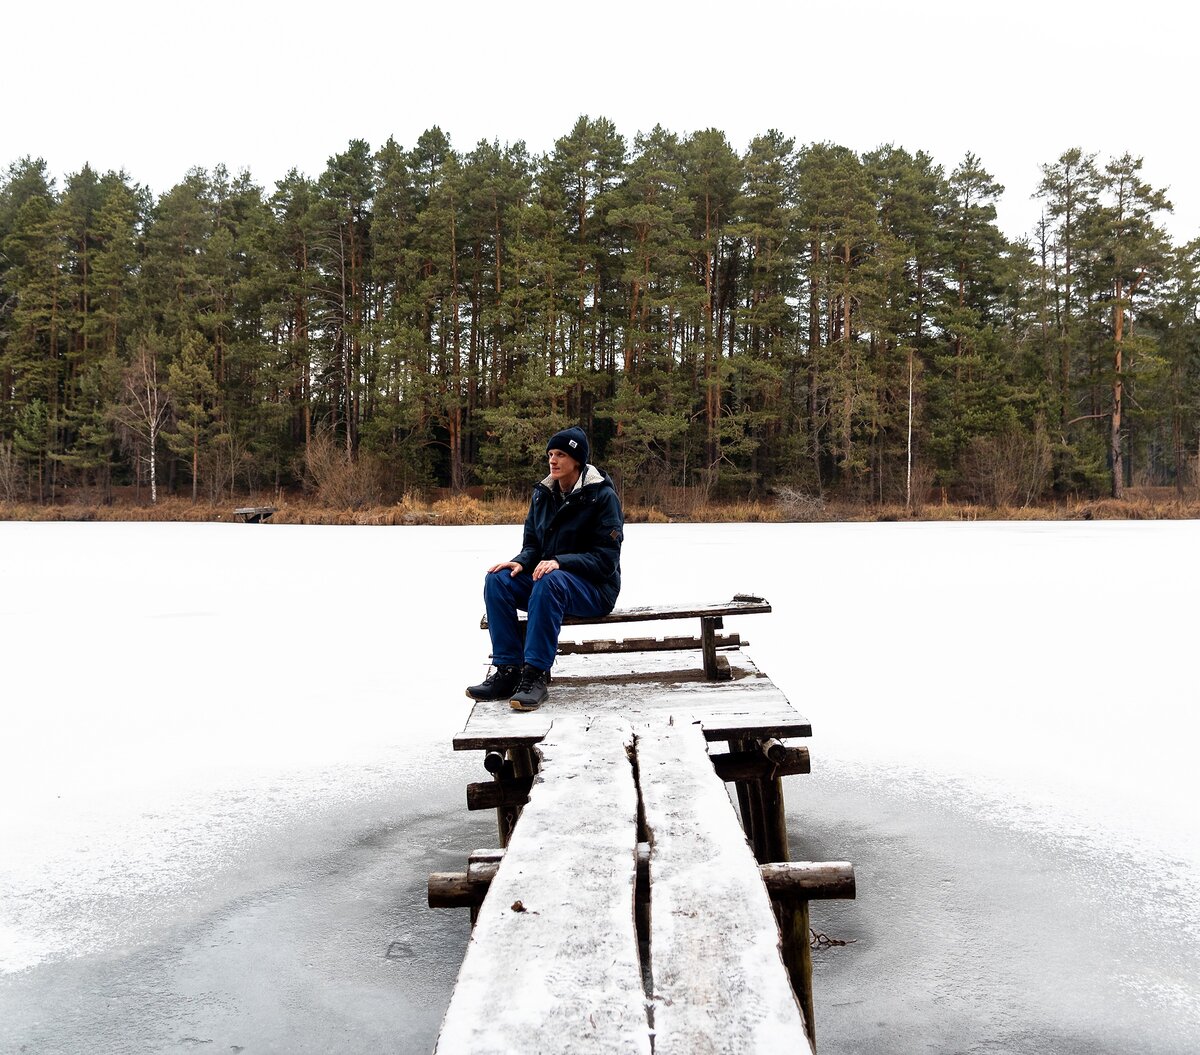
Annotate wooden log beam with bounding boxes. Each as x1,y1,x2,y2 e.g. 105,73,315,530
431,857,855,910
759,862,856,901
467,778,533,811
759,737,788,764
472,746,812,809
557,632,743,655
482,750,506,774
428,871,475,908
710,745,810,782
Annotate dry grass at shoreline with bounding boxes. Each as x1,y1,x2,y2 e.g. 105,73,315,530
3,490,1200,526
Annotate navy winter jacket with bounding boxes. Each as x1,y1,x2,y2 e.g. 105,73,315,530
511,464,624,612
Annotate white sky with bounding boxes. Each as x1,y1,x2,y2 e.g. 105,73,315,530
4,0,1197,244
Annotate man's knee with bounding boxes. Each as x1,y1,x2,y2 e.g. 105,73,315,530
484,569,512,601
531,570,569,604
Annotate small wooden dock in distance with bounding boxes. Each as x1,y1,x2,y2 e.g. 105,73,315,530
232,505,276,524
430,596,855,1053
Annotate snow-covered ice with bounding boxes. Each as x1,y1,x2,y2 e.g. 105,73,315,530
1,519,1197,1053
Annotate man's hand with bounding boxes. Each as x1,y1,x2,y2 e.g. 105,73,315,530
532,559,560,580
488,561,524,576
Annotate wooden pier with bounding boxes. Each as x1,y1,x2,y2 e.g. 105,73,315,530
232,505,276,524
430,596,854,1053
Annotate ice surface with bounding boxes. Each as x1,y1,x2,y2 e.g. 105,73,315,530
1,519,1198,1053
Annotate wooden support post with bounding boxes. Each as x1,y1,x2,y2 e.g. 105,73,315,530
731,739,757,842
758,772,789,863
511,745,538,778
492,769,510,848
747,779,773,862
496,746,537,845
700,615,724,679
779,898,816,1050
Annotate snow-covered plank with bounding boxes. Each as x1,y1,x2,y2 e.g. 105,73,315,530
551,647,762,680
556,632,743,655
435,715,650,1055
638,722,813,1054
455,650,810,752
481,594,771,629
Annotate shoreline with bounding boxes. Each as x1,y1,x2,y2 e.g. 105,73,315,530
4,492,1200,527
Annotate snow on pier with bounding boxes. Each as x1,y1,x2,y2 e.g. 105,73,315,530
431,598,855,1053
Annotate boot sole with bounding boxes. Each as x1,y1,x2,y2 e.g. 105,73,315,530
509,697,545,712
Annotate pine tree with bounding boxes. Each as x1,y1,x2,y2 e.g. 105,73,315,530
1036,149,1101,432
1095,153,1172,496
0,181,65,496
794,142,876,491
681,129,742,486
862,146,945,504
926,153,1014,484
166,330,218,499
603,125,693,489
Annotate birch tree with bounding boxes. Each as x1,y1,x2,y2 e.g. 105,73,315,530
113,334,170,502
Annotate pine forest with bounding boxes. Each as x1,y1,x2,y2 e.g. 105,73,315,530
2,119,1198,511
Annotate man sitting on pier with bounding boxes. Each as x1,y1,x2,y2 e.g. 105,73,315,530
467,427,624,711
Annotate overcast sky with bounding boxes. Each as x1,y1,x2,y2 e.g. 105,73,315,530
4,0,1196,244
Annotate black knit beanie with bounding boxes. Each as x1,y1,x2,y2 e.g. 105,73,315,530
546,426,589,468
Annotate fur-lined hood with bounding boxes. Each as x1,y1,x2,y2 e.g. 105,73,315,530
538,463,606,491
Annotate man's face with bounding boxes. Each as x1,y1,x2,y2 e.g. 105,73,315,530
547,448,579,482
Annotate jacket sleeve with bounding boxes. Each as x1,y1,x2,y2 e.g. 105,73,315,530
511,491,542,570
553,489,623,582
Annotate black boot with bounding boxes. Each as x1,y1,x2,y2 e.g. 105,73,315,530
509,664,550,711
466,664,520,701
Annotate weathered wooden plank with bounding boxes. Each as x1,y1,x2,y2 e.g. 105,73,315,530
637,722,813,1054
481,595,771,630
454,652,811,752
435,716,649,1055
556,632,743,655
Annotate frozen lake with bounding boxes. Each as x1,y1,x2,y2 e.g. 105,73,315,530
2,519,1198,1054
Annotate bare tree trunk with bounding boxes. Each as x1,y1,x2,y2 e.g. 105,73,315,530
149,422,158,504
906,347,914,510
1112,281,1125,499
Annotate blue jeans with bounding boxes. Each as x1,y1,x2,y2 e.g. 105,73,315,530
484,569,609,671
